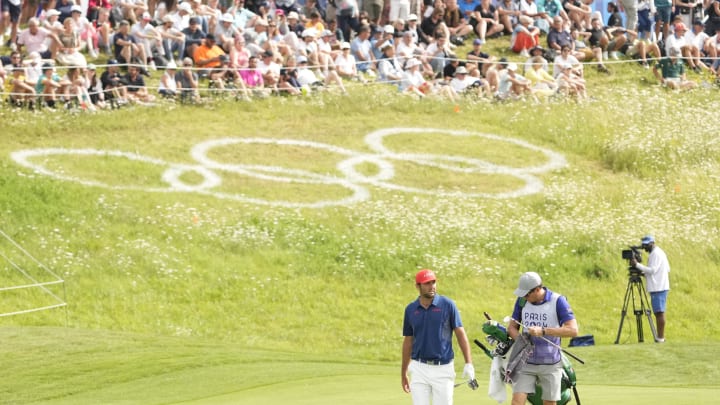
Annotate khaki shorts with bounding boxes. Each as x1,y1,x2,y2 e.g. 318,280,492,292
511,362,564,401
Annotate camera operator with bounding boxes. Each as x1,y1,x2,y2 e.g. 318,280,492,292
630,235,670,343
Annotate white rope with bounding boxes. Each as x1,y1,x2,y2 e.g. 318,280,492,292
0,303,67,318
0,229,67,318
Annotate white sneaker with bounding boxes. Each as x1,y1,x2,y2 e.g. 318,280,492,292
602,51,608,60
89,49,98,59
520,49,530,57
610,51,619,60
150,60,157,71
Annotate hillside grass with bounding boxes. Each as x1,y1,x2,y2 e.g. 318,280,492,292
1,45,720,403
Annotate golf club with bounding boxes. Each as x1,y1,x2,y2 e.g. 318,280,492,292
454,378,479,390
473,338,493,359
503,316,585,365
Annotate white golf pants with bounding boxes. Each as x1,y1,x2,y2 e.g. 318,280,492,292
409,360,456,405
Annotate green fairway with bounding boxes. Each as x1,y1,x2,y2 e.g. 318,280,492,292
4,327,718,405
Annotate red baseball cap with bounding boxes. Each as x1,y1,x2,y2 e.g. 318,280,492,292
415,269,437,284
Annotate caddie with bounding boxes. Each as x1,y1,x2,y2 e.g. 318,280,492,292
507,272,578,405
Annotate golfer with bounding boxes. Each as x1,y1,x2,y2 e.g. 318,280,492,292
508,272,578,405
630,235,670,343
401,269,474,405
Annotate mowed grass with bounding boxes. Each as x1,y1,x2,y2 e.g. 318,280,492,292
1,64,720,403
1,327,718,405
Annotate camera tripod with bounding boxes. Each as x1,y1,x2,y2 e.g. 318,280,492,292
614,268,658,344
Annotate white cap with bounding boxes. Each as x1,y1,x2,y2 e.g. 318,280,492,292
407,13,418,20
166,61,178,69
514,272,542,297
507,62,518,71
287,11,299,19
383,24,394,33
142,12,152,20
178,2,193,12
405,58,421,68
340,41,350,49
221,12,234,22
71,4,83,13
46,9,61,16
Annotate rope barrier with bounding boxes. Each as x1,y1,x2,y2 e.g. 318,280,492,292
2,52,717,104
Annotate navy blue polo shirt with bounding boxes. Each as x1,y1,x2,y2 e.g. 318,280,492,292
403,294,463,363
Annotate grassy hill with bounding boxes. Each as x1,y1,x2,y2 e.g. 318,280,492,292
1,56,720,403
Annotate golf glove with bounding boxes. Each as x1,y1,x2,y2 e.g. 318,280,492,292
462,363,475,381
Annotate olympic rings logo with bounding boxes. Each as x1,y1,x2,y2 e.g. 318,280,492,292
10,128,567,209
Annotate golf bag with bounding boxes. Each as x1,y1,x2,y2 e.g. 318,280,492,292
478,320,579,405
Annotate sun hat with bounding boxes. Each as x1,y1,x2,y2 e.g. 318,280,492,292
514,272,542,297
455,66,468,74
415,269,437,284
406,58,421,68
340,41,350,49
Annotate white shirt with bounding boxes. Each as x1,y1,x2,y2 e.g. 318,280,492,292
296,67,319,86
520,0,538,16
257,60,281,76
552,54,579,77
450,75,478,92
688,30,708,51
401,69,425,90
396,40,420,64
17,27,52,53
334,52,357,75
636,245,671,292
665,33,687,55
377,57,403,82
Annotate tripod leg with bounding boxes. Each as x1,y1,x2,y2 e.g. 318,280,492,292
630,281,645,343
614,279,633,344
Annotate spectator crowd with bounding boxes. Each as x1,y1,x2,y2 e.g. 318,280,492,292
1,0,719,109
